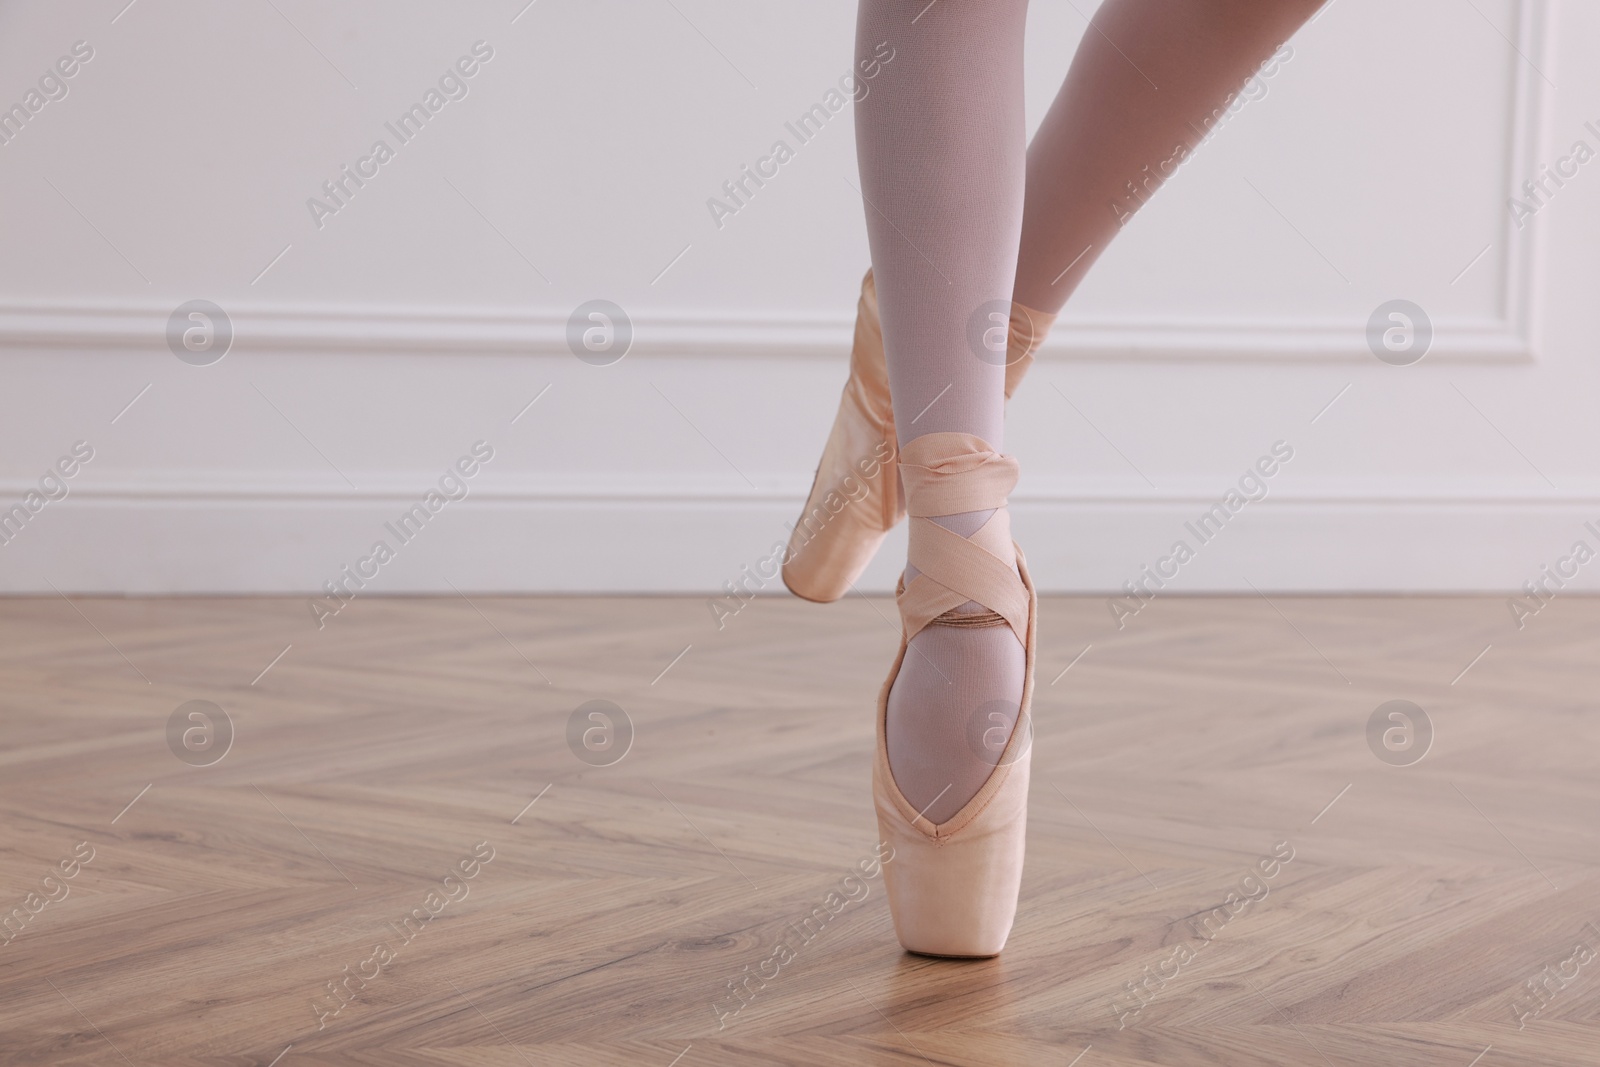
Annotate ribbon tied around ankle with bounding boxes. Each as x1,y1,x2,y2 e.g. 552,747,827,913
896,432,1029,644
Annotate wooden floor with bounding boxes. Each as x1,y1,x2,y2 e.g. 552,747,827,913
1,590,1597,1066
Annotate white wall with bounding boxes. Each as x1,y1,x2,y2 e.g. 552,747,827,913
0,0,1595,599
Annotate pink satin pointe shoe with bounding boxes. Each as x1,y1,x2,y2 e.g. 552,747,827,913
781,270,1055,604
873,432,1035,958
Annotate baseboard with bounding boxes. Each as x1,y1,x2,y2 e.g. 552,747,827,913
3,485,1597,596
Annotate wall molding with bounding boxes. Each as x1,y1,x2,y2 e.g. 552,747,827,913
0,1,1551,365
0,303,1539,362
1,474,1593,508
0,304,1544,366
1488,0,1549,358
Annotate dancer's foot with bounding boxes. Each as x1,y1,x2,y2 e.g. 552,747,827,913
782,271,1054,604
887,506,1026,826
873,431,1035,958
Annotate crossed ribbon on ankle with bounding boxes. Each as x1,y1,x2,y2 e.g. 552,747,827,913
896,432,1028,645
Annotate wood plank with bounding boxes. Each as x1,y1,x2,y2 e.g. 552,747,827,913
0,593,1595,1064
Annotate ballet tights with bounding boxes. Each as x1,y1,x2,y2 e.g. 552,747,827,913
857,0,1324,824
1015,0,1326,314
857,0,1028,826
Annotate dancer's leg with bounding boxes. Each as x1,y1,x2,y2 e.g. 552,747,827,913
786,3,1319,605
857,0,1029,447
1013,0,1324,313
854,0,1322,823
856,0,1030,825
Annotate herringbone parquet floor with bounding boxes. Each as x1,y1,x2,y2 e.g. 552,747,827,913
1,591,1595,1065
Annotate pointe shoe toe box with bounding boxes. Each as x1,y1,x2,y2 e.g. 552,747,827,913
874,755,1030,958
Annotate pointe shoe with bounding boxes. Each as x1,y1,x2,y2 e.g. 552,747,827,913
873,432,1035,958
781,270,1055,604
